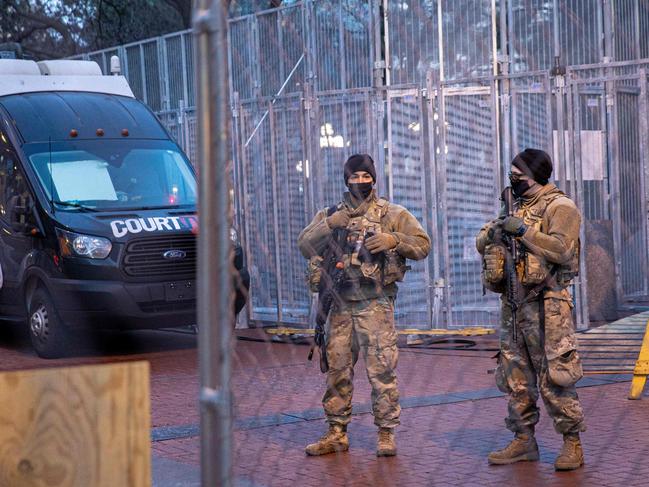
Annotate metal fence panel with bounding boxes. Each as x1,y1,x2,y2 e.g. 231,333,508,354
510,74,553,156
613,0,642,62
271,100,312,322
616,84,649,297
311,0,373,91
240,104,281,322
387,1,438,86
439,83,501,327
387,90,433,327
313,93,374,208
230,17,257,100
440,0,494,81
508,0,602,72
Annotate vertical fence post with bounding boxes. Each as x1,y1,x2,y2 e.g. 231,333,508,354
159,37,171,111
603,0,615,62
237,100,255,325
606,63,625,307
372,0,388,196
568,77,590,330
436,82,453,327
423,73,440,328
268,102,284,324
499,0,512,185
139,43,149,106
544,73,554,158
231,91,250,328
638,69,649,295
193,1,233,485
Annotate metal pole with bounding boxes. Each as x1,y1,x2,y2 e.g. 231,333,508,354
603,0,614,62
568,80,590,330
499,0,512,185
638,69,649,295
193,1,233,486
552,0,567,192
268,102,284,324
606,65,625,308
425,71,442,328
417,89,434,328
436,83,453,327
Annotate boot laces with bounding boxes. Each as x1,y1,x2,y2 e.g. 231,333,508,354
560,437,580,456
323,427,343,441
378,429,393,443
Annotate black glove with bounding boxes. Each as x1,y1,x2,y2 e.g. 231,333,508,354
502,216,527,237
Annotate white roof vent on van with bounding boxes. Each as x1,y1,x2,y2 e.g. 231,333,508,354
37,60,103,76
0,59,40,76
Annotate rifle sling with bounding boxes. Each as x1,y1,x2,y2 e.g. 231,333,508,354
517,266,558,307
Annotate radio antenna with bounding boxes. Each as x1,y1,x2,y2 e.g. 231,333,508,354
49,136,54,215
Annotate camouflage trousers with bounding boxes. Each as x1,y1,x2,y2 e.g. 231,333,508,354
323,297,400,429
496,293,586,435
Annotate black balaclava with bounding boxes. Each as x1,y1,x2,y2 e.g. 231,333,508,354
510,148,553,197
344,154,376,200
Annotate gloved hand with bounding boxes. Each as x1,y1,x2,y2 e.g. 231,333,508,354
365,233,398,254
502,216,527,236
326,210,351,229
487,222,504,244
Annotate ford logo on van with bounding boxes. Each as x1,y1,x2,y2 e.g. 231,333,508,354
163,250,187,260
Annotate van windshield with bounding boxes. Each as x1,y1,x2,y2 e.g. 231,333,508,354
24,139,196,211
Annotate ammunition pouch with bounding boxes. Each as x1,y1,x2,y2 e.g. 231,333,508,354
521,251,549,286
306,255,323,293
544,296,583,387
555,240,580,287
482,244,506,293
547,349,583,387
382,250,410,285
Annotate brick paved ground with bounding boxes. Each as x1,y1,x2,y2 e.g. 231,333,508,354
1,322,648,486
149,332,649,487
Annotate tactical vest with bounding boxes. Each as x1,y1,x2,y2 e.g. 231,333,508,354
306,198,409,292
516,191,580,288
343,198,388,284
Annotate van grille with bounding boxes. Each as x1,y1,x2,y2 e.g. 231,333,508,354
122,234,196,277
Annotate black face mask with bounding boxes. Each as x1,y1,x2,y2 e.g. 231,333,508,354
348,182,373,200
511,179,532,198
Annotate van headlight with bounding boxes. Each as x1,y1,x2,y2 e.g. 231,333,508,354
56,228,112,259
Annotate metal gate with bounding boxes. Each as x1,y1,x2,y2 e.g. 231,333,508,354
565,63,649,307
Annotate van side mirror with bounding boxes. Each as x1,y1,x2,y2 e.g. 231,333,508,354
10,195,40,236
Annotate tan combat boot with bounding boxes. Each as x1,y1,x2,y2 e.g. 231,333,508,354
554,433,584,471
488,432,540,465
305,424,349,456
376,427,397,457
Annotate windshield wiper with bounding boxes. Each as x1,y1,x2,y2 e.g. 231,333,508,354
52,201,99,212
108,204,194,211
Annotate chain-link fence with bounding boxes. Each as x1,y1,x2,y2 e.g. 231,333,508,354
72,0,649,330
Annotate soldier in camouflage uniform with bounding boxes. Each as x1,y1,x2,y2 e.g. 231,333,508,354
298,154,430,457
476,148,586,471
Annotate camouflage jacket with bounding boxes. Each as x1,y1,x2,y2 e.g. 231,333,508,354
298,191,431,301
476,183,581,299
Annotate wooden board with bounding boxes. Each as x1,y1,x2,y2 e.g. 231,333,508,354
0,361,151,487
578,313,649,386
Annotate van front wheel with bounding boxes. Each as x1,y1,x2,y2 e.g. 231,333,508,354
29,287,73,359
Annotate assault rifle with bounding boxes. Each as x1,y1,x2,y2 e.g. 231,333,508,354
501,187,522,343
308,225,350,373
